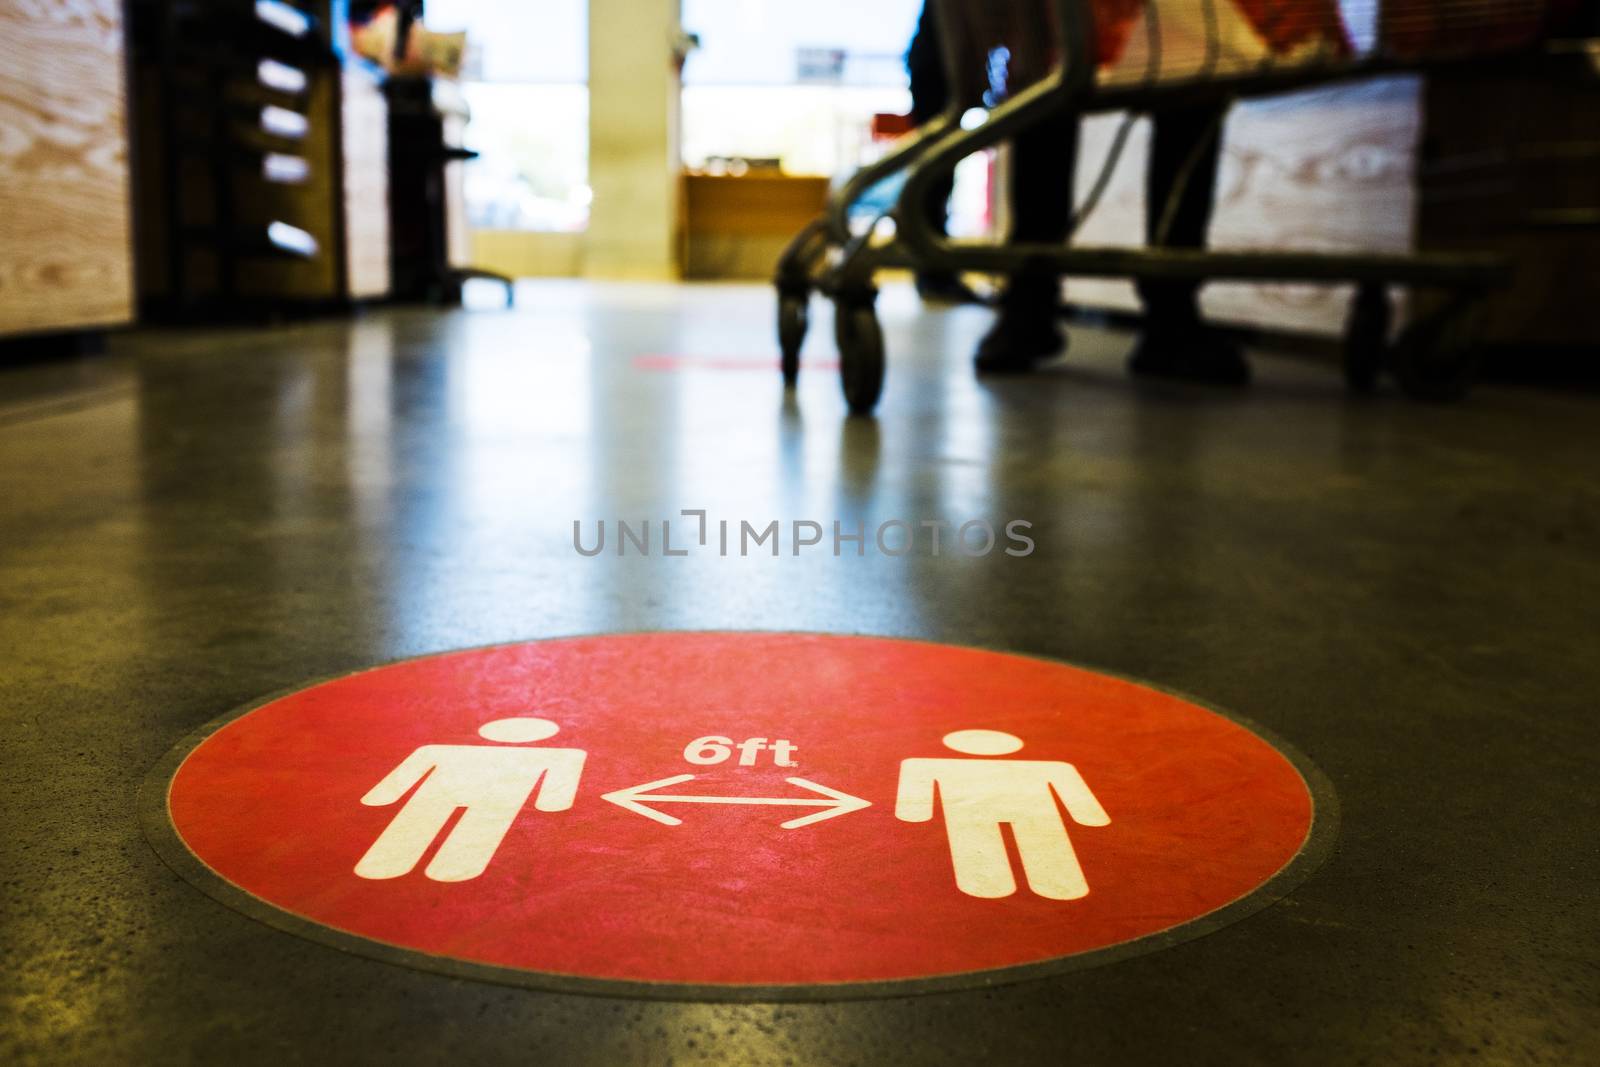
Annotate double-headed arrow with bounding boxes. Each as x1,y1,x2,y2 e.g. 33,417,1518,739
601,774,871,829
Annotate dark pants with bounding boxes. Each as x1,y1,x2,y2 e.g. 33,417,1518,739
906,1,959,243
907,2,1222,319
1138,102,1225,326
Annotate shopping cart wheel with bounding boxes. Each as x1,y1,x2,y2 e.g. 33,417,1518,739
1342,284,1390,395
835,300,884,415
778,292,807,387
1392,298,1484,403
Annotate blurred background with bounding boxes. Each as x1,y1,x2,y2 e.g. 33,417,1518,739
4,6,1600,1061
2,0,1594,363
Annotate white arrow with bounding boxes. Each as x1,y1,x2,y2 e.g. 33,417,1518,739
601,774,871,829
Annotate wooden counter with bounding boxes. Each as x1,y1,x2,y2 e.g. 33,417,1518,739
683,172,830,280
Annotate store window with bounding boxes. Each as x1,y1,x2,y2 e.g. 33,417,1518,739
681,0,917,177
680,0,991,237
424,0,590,232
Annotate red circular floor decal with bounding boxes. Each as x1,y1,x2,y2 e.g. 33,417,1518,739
150,633,1329,995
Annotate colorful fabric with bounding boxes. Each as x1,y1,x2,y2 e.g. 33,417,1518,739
943,0,1556,104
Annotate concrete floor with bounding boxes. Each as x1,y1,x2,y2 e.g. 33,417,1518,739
2,281,1597,1064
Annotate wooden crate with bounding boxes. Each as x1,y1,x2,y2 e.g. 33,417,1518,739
684,173,830,280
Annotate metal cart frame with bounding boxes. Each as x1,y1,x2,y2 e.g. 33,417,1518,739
775,0,1520,412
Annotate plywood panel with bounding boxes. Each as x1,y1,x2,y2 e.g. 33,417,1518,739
436,82,474,272
0,0,135,336
342,66,391,299
1066,77,1420,336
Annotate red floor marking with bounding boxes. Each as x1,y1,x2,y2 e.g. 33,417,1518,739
165,633,1316,988
632,354,839,372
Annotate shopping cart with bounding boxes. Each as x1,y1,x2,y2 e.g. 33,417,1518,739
775,0,1572,412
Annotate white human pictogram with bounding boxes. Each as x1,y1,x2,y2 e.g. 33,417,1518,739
354,717,586,882
895,729,1110,900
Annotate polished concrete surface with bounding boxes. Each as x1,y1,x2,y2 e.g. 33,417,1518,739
2,281,1597,1064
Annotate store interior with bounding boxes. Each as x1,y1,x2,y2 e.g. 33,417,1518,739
2,2,1598,1064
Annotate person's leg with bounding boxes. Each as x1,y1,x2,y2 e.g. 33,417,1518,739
1009,812,1090,900
425,804,522,882
974,107,1079,372
907,2,972,303
354,788,456,879
943,815,1018,898
1130,102,1249,384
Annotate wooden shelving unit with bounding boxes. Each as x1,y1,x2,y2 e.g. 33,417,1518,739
129,0,392,318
